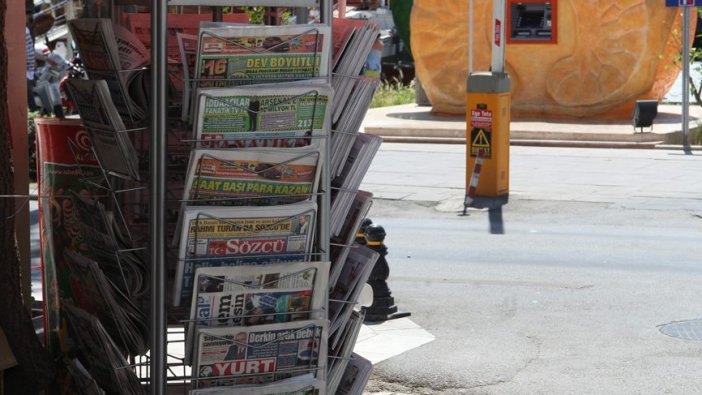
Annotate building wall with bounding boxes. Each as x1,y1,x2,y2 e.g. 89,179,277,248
411,0,693,119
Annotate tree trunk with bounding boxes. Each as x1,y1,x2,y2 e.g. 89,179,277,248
0,0,55,392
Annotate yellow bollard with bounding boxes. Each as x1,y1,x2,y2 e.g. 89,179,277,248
466,72,511,197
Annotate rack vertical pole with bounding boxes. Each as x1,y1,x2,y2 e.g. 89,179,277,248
682,5,691,147
319,0,331,264
150,1,168,393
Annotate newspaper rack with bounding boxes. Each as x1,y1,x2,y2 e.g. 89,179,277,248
52,2,338,393
24,1,391,392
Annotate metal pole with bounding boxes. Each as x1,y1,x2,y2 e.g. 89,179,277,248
320,0,331,266
491,0,506,73
682,6,691,147
150,0,167,393
320,0,332,24
295,7,309,24
212,7,223,22
469,0,473,74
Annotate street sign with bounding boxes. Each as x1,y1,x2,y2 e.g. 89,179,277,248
665,0,702,7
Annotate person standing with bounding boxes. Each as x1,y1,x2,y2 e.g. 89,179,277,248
25,8,37,111
247,96,260,131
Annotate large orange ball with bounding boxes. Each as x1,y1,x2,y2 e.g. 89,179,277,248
411,0,693,118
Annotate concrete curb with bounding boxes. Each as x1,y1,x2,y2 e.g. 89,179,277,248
376,135,702,150
363,103,702,149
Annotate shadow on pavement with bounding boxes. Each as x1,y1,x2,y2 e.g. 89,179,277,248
471,196,508,235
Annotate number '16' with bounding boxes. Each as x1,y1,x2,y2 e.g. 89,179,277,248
203,59,227,77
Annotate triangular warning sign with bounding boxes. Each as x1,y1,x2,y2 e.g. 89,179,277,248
472,129,490,148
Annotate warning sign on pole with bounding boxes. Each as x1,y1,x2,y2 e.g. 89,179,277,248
470,128,492,158
470,104,492,158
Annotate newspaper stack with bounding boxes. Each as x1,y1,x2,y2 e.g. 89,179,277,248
328,245,378,338
63,304,144,395
194,24,331,92
68,18,150,124
331,18,380,124
335,353,373,395
193,320,328,388
64,251,149,356
174,202,318,306
184,261,330,364
330,190,373,289
330,77,381,178
181,146,321,207
73,193,149,300
124,12,250,117
192,81,332,149
331,134,382,237
65,79,141,181
178,32,199,121
63,358,104,395
327,310,365,394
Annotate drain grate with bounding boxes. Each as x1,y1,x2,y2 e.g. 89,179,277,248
660,318,702,341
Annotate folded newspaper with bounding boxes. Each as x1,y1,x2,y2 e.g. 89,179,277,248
329,245,378,336
73,192,149,300
65,78,141,180
331,134,382,237
181,146,321,207
178,32,199,121
63,304,144,395
189,374,323,395
68,18,150,123
174,202,317,306
331,77,380,177
193,320,328,388
335,353,372,395
329,190,373,289
193,81,332,149
327,311,365,394
184,261,330,364
331,18,379,124
64,250,149,357
194,24,330,90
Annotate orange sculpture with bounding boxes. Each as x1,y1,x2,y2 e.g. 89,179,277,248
411,0,694,118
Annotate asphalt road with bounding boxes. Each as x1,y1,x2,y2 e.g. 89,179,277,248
360,144,702,394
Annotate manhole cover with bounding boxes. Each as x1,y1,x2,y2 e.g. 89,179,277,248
660,319,702,341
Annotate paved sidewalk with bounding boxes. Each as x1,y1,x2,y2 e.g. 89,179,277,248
362,104,702,148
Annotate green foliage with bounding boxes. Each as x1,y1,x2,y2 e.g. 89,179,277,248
221,6,265,24
280,9,294,24
690,125,702,145
242,6,265,24
370,81,416,108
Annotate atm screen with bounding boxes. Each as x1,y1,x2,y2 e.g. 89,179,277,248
509,1,555,42
517,11,545,29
